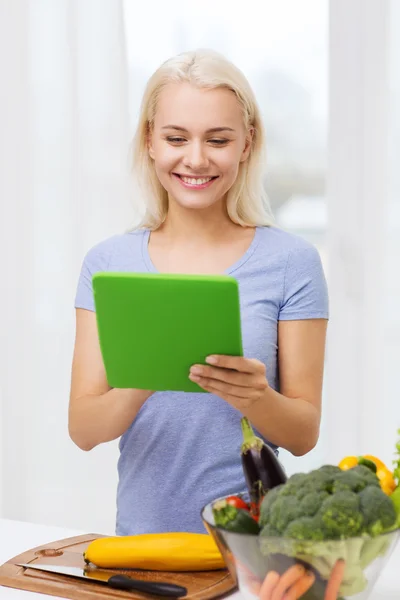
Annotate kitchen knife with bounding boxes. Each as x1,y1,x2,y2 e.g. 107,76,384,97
16,563,188,597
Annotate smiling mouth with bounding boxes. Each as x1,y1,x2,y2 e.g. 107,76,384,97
174,174,219,186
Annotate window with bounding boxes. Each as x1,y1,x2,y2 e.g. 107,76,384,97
123,0,328,474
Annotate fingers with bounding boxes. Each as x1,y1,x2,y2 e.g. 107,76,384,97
189,356,268,406
189,364,266,390
192,377,259,400
206,355,266,374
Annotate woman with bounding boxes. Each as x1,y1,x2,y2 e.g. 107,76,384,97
69,49,329,536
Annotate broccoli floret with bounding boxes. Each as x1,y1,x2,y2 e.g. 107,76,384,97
359,485,397,534
299,491,330,517
331,470,369,494
284,516,325,541
350,465,380,487
278,470,334,501
317,465,342,477
269,496,303,533
286,472,310,485
259,522,281,537
259,484,285,526
319,491,364,538
278,478,309,499
306,465,342,494
262,491,329,540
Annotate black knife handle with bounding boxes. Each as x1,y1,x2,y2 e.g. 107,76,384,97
107,574,187,597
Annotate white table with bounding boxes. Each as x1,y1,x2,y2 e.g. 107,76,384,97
0,518,398,599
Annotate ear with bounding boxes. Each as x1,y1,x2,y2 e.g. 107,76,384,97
240,128,254,163
147,123,155,160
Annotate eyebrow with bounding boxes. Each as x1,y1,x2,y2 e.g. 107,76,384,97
161,125,236,133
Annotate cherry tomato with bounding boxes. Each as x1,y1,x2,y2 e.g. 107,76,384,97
225,495,250,511
249,498,264,519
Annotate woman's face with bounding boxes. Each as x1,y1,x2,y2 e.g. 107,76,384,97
148,83,252,211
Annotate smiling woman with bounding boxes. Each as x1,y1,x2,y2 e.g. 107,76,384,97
69,49,329,537
132,50,273,229
147,84,252,212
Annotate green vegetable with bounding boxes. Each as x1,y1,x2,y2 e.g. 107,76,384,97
357,456,377,473
331,465,381,494
392,428,400,484
212,500,260,534
359,485,398,534
258,464,398,596
390,486,400,526
391,429,400,528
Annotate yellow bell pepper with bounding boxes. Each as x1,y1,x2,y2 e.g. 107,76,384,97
338,456,358,471
376,466,396,495
363,454,387,471
338,454,396,495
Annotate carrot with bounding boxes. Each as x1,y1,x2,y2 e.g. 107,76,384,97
271,565,305,600
324,559,346,600
259,571,280,600
283,571,316,599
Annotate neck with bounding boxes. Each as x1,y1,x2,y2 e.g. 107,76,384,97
158,195,242,243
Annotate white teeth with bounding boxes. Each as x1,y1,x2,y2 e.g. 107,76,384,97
180,176,213,185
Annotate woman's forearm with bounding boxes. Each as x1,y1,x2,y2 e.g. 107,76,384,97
243,387,321,457
68,388,152,451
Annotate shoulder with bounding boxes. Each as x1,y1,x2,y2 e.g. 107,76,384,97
255,226,328,317
255,228,329,318
75,229,149,311
256,225,324,272
256,225,320,256
81,228,148,273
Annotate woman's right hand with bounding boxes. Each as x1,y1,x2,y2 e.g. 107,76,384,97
69,309,153,450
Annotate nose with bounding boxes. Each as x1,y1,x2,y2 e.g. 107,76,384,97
183,141,209,171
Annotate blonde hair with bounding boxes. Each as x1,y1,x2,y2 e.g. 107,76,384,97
131,49,274,229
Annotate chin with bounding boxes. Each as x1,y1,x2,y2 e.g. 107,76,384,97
175,197,220,211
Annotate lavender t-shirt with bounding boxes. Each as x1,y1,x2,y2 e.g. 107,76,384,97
75,225,329,535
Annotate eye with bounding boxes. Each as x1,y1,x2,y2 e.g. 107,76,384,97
209,139,230,146
166,136,186,144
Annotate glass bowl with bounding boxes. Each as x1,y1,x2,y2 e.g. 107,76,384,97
201,493,400,600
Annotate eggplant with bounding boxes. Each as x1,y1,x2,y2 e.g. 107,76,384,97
240,417,287,511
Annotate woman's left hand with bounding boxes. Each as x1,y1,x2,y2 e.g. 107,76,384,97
189,355,269,409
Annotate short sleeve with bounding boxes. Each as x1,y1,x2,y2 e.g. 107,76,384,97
74,237,117,311
279,244,329,320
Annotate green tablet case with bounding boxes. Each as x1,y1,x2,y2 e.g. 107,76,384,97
92,272,243,393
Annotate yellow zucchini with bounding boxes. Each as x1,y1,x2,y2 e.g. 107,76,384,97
83,532,225,571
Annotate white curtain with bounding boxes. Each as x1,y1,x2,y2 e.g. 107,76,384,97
325,0,399,469
0,0,135,533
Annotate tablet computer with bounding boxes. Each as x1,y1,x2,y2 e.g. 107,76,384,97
92,272,243,393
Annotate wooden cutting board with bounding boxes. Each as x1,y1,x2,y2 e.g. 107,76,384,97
0,533,237,600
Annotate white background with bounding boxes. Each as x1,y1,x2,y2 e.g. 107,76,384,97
0,0,398,535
